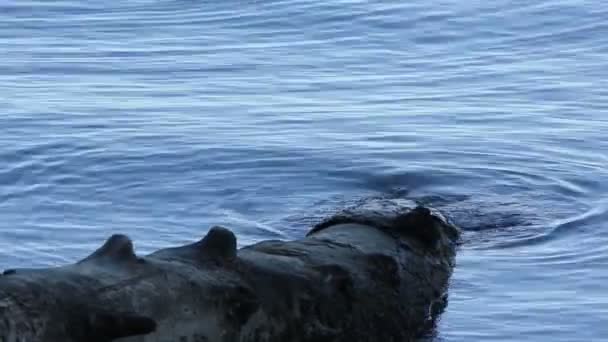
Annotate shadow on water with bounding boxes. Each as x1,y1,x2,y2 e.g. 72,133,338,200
282,160,603,248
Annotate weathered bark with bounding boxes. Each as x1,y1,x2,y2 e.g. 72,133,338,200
0,198,460,342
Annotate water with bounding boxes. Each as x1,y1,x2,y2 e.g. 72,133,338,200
1,0,607,340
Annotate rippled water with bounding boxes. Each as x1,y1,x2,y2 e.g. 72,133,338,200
1,0,607,340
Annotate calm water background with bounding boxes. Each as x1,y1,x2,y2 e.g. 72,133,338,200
1,0,607,340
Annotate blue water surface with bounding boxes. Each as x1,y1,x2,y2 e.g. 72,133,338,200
1,1,607,340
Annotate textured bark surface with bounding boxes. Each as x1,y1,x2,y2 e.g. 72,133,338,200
0,198,460,342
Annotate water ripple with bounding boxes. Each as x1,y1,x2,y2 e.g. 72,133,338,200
1,0,607,340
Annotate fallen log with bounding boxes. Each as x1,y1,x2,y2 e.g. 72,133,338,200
0,198,460,342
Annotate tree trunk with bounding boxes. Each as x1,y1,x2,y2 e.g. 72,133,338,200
0,198,459,342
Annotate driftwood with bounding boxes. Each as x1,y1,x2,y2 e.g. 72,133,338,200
0,198,459,342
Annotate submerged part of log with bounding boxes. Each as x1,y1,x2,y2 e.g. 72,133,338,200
0,198,460,342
